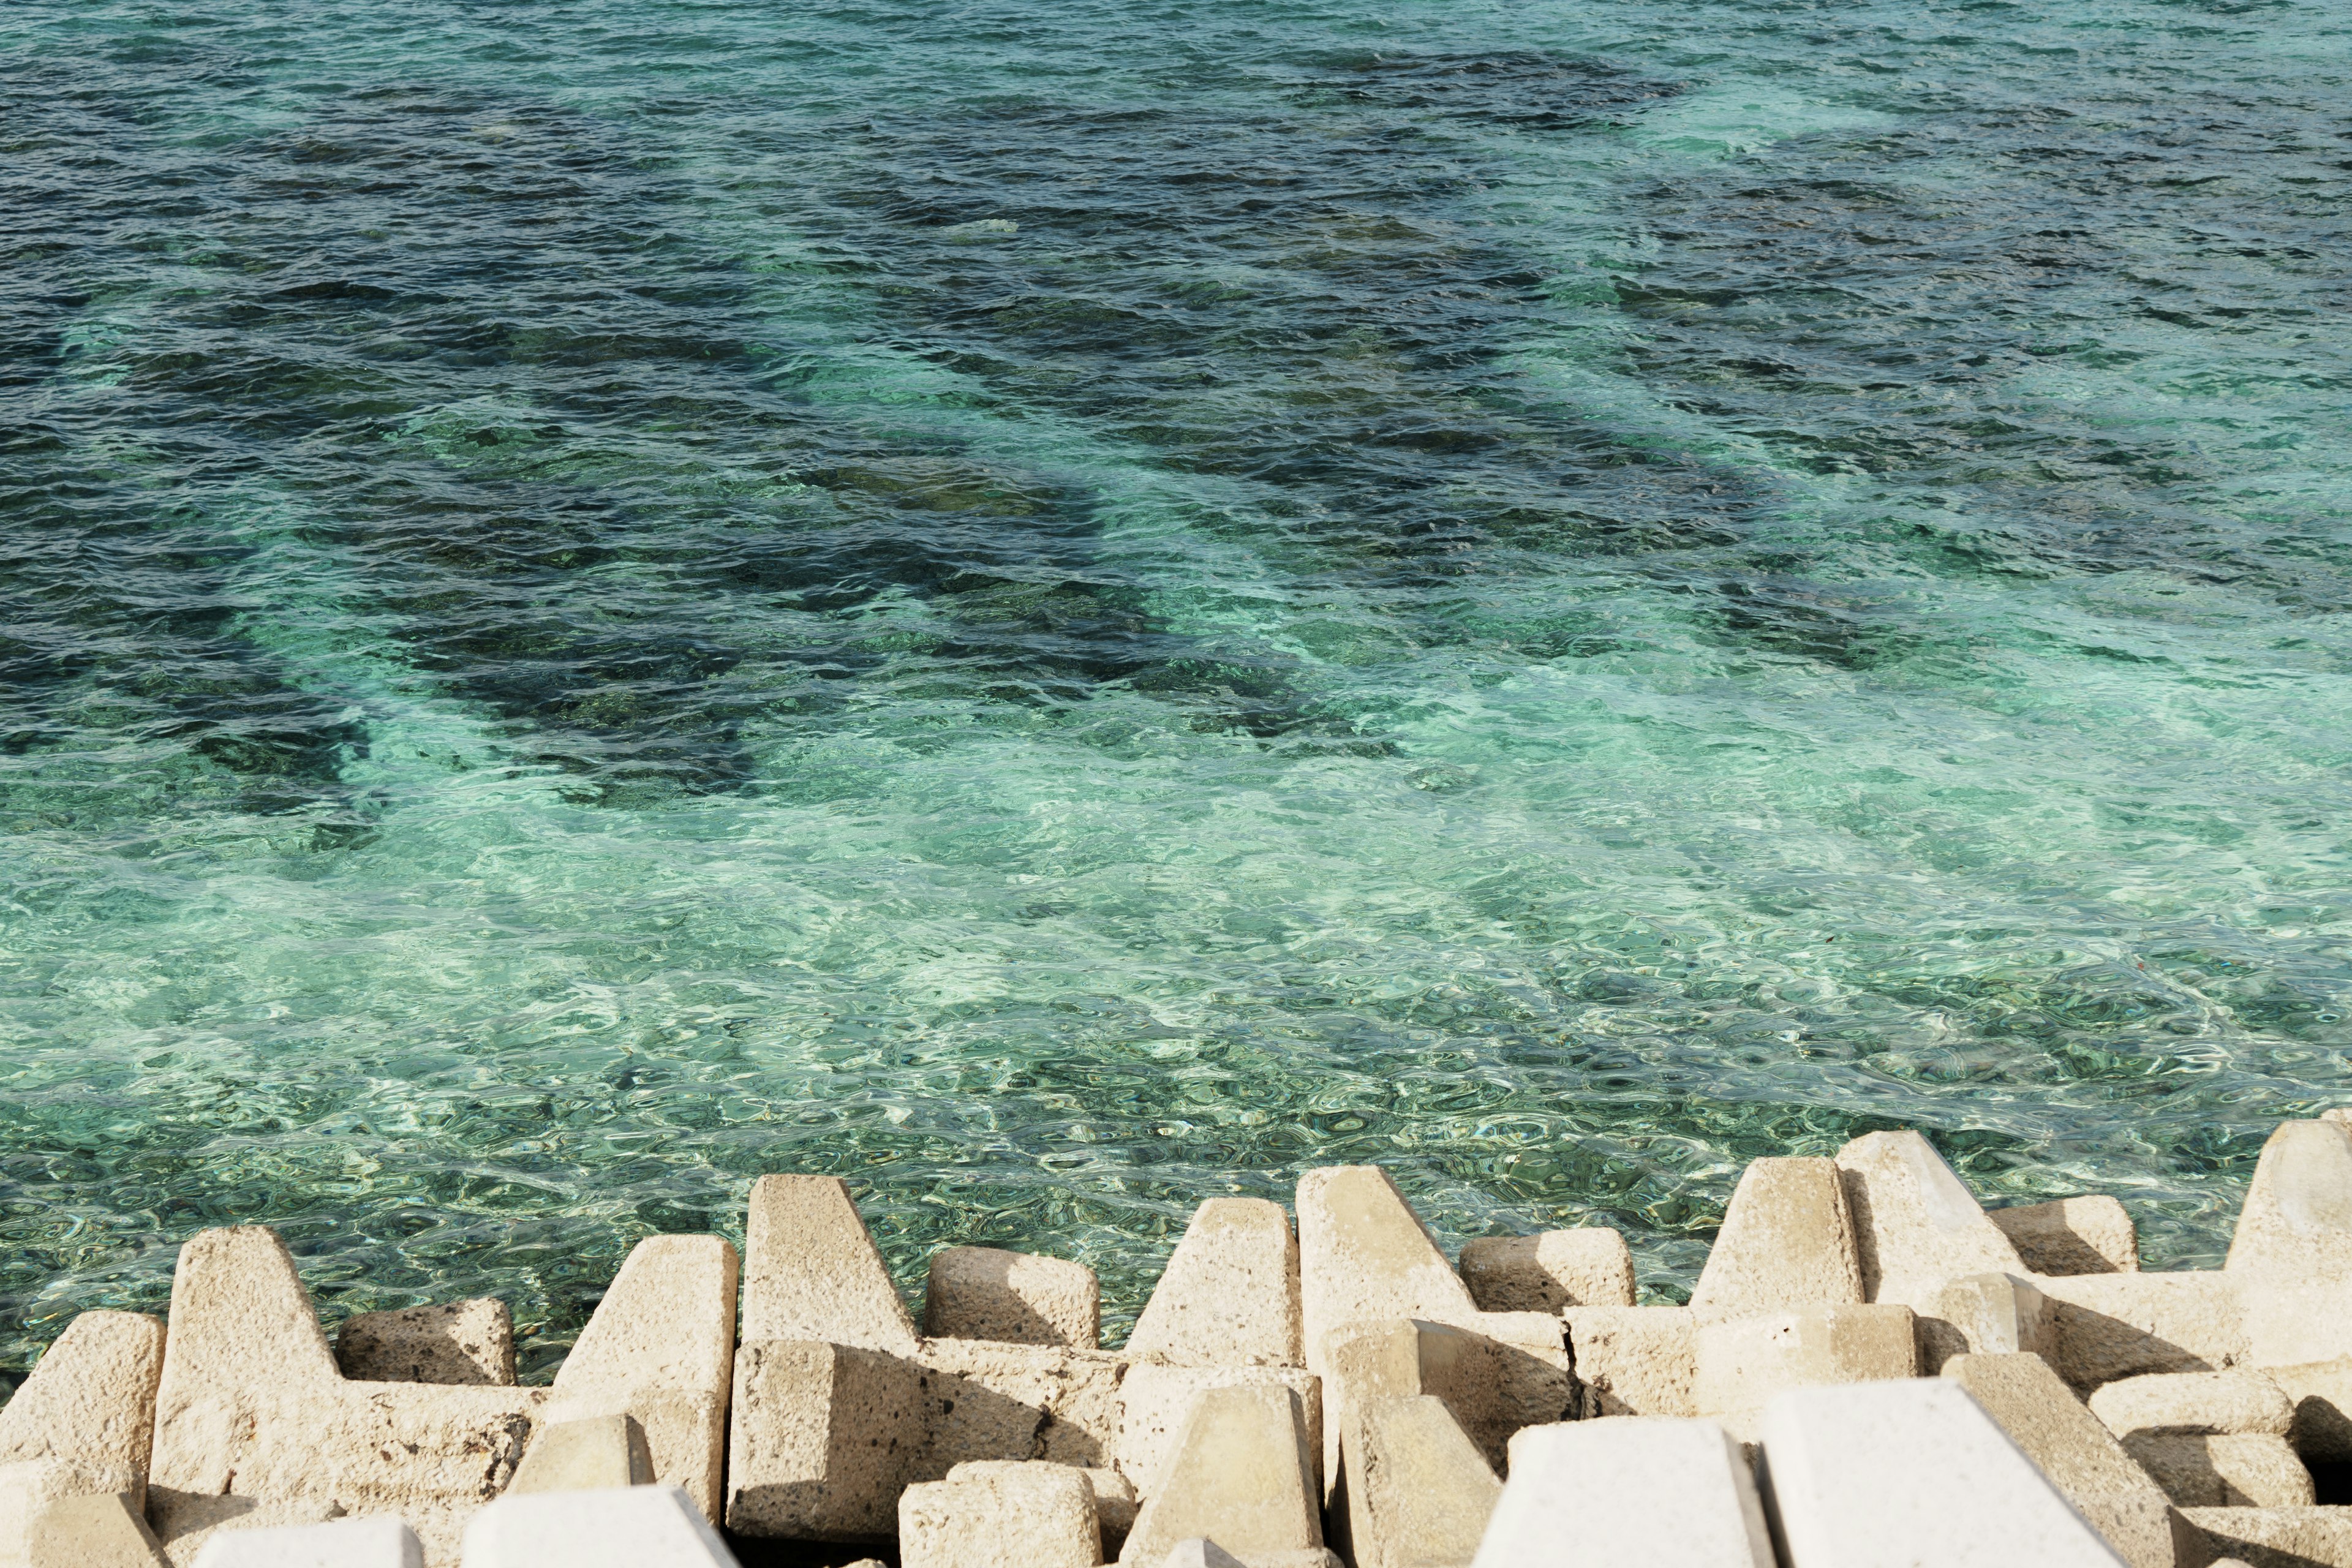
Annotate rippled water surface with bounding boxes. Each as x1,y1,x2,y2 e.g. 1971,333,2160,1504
4,0,2350,1379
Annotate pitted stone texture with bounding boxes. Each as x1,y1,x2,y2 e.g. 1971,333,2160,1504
1757,1379,2128,1567
1117,1385,1325,1568
2092,1373,2295,1439
2226,1121,2352,1368
508,1415,654,1494
0,1311,165,1509
1832,1132,2026,1308
741,1176,921,1354
2182,1507,2352,1568
723,1340,930,1542
1333,1395,1496,1568
1117,1364,1321,1501
2039,1272,2251,1390
947,1462,1136,1550
2122,1433,2313,1508
1693,1304,1916,1441
1315,1318,1567,1487
1562,1306,1697,1419
337,1302,514,1389
1126,1200,1302,1368
1457,1231,1634,1313
462,1485,737,1567
1991,1197,2139,1276
1943,1353,2179,1568
900,1463,1099,1568
925,1248,1100,1349
2267,1359,2352,1462
1691,1159,1863,1315
922,1338,1128,1471
189,1517,423,1568
1474,1419,1774,1568
24,1491,167,1568
1915,1272,2053,1374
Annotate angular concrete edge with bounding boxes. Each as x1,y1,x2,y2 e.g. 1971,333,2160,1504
190,1515,423,1568
0,1311,167,1505
1690,1158,1863,1315
1117,1383,1324,1568
1336,1395,1498,1568
1991,1197,2139,1276
1458,1230,1635,1313
1476,1419,1774,1568
462,1484,738,1567
1832,1132,2026,1306
923,1247,1100,1349
1126,1199,1303,1368
741,1175,921,1352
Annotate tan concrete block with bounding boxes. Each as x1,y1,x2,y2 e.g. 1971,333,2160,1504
1693,1303,1916,1441
25,1492,167,1568
925,1248,1100,1349
2181,1507,2352,1568
1943,1352,2181,1568
2092,1374,2295,1439
948,1461,1137,1551
1991,1197,2139,1276
1477,1419,1774,1568
2227,1121,2352,1284
1915,1272,2053,1374
2124,1433,2313,1509
2039,1271,2252,1390
921,1338,1129,1471
508,1415,654,1494
741,1175,921,1353
337,1302,514,1388
1314,1317,1567,1485
1117,1385,1324,1568
1691,1159,1863,1314
1116,1364,1321,1501
1457,1230,1634,1313
900,1463,1099,1568
2266,1358,2352,1462
2329,1110,2352,1126
543,1236,739,1524
1562,1305,1698,1419
1126,1200,1302,1369
1833,1131,2026,1306
1332,1396,1496,1568
723,1339,930,1542
0,1312,165,1510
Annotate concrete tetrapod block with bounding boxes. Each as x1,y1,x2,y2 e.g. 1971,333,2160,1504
2092,1373,2296,1439
337,1302,514,1388
1471,1418,1774,1568
190,1517,424,1568
1915,1271,2053,1373
1941,1353,2181,1568
1317,1317,1568,1485
1693,1303,1917,1441
2121,1433,2313,1508
2179,1508,2352,1568
1457,1231,1635,1313
1561,1305,1698,1418
461,1485,737,1567
1756,1379,2128,1567
924,1247,1101,1349
1163,1543,1245,1568
922,1337,1129,1469
1117,1364,1321,1500
2267,1359,2352,1462
899,1462,1100,1568
0,1311,167,1506
2226,1120,2352,1366
1125,1200,1303,1368
1333,1395,1498,1568
507,1415,654,1494
2037,1272,2252,1390
724,1339,931,1542
1832,1132,2027,1308
1117,1384,1326,1568
1991,1198,2140,1276
739,1175,922,1354
1690,1158,1864,1314
24,1491,168,1568
947,1461,1137,1551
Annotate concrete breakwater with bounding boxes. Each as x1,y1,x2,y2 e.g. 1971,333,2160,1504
1,1114,2349,1568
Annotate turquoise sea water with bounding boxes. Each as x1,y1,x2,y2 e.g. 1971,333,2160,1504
4,0,2350,1381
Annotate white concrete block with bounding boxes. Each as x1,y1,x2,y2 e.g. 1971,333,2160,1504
1126,1200,1302,1368
1117,1384,1325,1568
1336,1395,1497,1568
1471,1419,1774,1568
24,1490,168,1568
739,1176,921,1353
1942,1353,2177,1568
2090,1373,2294,1438
1691,1158,1863,1314
900,1463,1099,1568
461,1485,735,1567
507,1414,654,1494
191,1517,424,1568
1833,1133,2025,1307
0,1311,167,1507
1694,1303,1916,1438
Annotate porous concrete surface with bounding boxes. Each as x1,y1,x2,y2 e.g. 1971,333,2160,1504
724,1339,930,1541
921,1336,1129,1470
507,1415,654,1494
2226,1121,2352,1368
1990,1197,2139,1276
1457,1230,1634,1313
1689,1159,1863,1315
24,1491,167,1568
1694,1304,1917,1439
925,1248,1101,1349
461,1485,737,1567
1475,1418,1774,1568
1832,1132,2027,1308
2124,1433,2315,1509
1162,1542,1244,1568
0,1311,166,1506
1126,1200,1302,1369
2092,1373,2296,1439
739,1175,921,1354
899,1461,1098,1568
1561,1305,1698,1419
337,1302,514,1388
1333,1395,1496,1568
2267,1358,2352,1461
1914,1272,2051,1373
2181,1506,2352,1568
189,1516,423,1568
946,1461,1136,1548
1942,1352,2177,1568
1757,1379,2128,1567
2037,1271,2253,1390
1117,1384,1324,1568
1118,1363,1321,1499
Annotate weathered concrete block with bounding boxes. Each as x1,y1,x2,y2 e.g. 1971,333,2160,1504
2226,1120,2352,1284
1562,1305,1698,1419
1693,1304,1916,1440
461,1485,736,1567
1990,1197,2139,1276
1942,1352,2182,1568
900,1462,1099,1568
1915,1272,2052,1373
740,1175,921,1354
336,1302,514,1388
2038,1272,2252,1390
24,1491,167,1568
925,1248,1100,1349
1691,1158,1863,1314
1457,1230,1634,1313
2266,1359,2352,1462
922,1337,1129,1470
1117,1363,1321,1501
1832,1132,2026,1307
2092,1373,2295,1439
1316,1317,1568,1484
2181,1507,2352,1568
1473,1418,1774,1568
723,1339,930,1542
1163,1543,1243,1568
1756,1379,2128,1567
1333,1396,1496,1568
0,1311,167,1507
1125,1200,1302,1369
947,1461,1137,1551
2122,1433,2314,1508
190,1516,423,1568
1117,1385,1325,1568
508,1415,654,1494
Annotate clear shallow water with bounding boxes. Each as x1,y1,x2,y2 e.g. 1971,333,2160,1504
4,0,2350,1382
